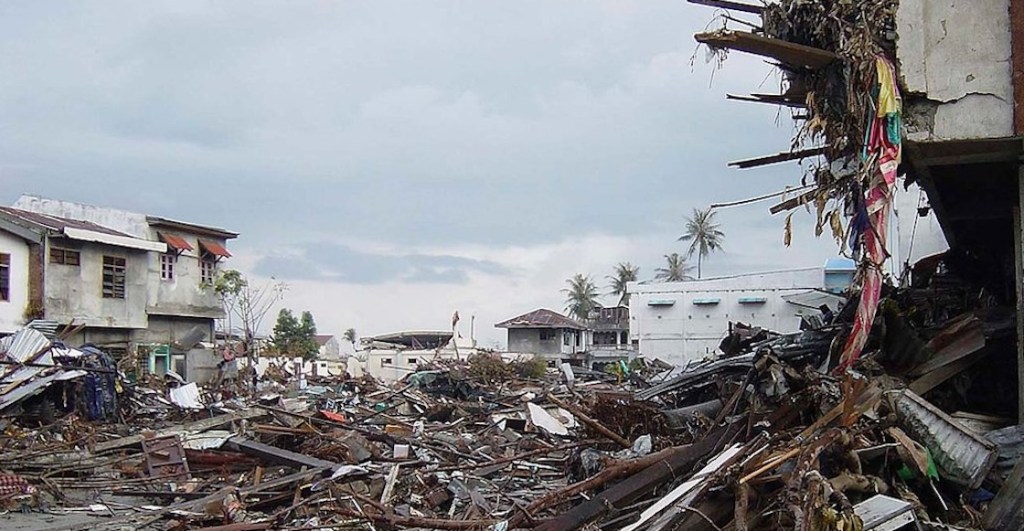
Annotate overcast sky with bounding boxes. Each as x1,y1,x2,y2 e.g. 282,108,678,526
0,1,842,348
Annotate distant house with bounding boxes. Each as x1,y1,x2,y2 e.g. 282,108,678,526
352,330,474,382
314,334,341,361
495,309,588,365
0,195,237,376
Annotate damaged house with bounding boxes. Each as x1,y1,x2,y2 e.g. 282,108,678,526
0,196,236,376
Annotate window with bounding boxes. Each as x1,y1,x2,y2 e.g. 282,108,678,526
0,253,9,302
160,253,176,280
102,256,126,299
381,358,392,367
407,358,417,365
539,329,555,341
200,255,216,284
563,331,571,346
50,248,80,266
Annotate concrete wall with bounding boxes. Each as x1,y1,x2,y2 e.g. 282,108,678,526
135,315,213,345
353,348,464,382
318,337,342,361
145,228,223,319
627,267,841,366
897,0,1014,141
0,231,30,334
44,239,150,329
507,328,566,357
14,195,151,238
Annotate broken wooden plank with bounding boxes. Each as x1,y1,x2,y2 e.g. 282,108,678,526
546,393,631,448
983,454,1024,530
909,316,986,377
533,423,741,531
729,146,826,169
727,93,806,108
94,408,268,453
695,30,838,70
686,0,763,14
226,437,338,474
769,189,819,215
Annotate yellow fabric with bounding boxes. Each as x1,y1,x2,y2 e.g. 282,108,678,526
876,57,900,117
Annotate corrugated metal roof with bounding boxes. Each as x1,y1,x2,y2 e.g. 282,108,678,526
495,309,586,330
199,239,232,258
159,232,194,252
0,206,134,239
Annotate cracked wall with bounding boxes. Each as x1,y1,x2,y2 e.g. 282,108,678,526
897,0,1015,141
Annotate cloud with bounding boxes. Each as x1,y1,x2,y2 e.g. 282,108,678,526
252,241,508,285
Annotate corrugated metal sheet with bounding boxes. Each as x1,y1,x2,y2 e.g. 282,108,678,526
894,389,997,489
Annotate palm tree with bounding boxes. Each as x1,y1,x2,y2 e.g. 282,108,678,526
678,207,725,279
608,262,640,306
655,253,694,282
343,328,357,350
563,274,599,322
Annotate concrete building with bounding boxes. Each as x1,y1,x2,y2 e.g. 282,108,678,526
627,261,854,366
495,309,588,365
314,334,342,361
0,197,237,374
350,331,473,382
587,302,638,369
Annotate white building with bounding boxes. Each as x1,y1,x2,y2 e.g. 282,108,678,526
350,331,476,382
627,260,854,366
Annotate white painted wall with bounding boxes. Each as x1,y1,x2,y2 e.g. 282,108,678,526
14,195,151,238
352,348,468,382
0,231,30,334
897,0,1014,141
627,267,845,366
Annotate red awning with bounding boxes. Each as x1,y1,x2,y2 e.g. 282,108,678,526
158,232,193,252
199,239,232,258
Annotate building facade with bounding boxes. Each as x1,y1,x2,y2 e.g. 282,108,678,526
0,197,237,374
627,261,853,366
496,309,589,365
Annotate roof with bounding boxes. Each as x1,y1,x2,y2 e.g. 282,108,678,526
158,232,194,252
199,239,232,258
314,335,335,346
0,206,135,239
0,206,166,253
495,309,586,330
147,216,238,239
368,331,453,350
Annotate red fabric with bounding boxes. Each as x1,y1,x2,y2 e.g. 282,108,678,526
836,57,901,372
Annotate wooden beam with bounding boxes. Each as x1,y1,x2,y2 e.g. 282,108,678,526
729,146,826,169
769,189,818,215
226,437,339,474
686,0,763,15
533,423,741,531
695,30,838,70
94,408,268,453
727,93,806,108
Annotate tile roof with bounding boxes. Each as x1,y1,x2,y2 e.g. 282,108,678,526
494,309,586,330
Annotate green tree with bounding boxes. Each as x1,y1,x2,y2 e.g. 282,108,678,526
655,253,695,282
272,309,319,361
607,262,639,306
563,274,599,322
678,207,725,279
